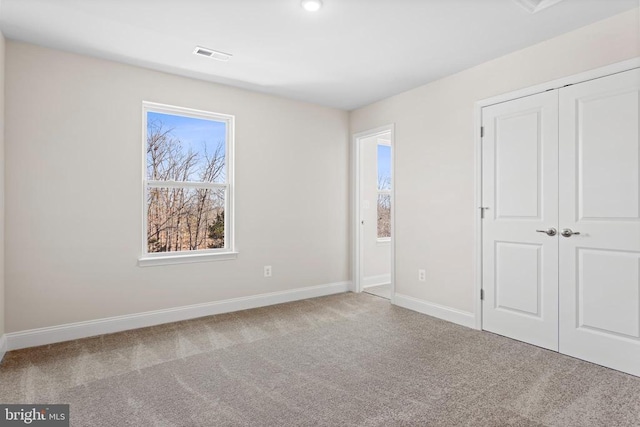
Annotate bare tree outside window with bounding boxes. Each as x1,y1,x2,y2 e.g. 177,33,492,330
145,108,231,254
377,144,392,239
377,176,391,239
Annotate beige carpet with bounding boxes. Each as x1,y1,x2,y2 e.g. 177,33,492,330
1,292,640,426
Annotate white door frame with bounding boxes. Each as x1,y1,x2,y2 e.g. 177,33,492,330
352,124,396,302
473,57,640,331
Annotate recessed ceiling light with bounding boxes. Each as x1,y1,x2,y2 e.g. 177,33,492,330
193,46,232,62
301,0,322,12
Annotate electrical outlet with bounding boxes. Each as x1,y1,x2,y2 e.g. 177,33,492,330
418,269,426,282
264,265,272,278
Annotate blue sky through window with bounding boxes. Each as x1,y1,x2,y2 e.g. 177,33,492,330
148,112,226,154
377,144,391,190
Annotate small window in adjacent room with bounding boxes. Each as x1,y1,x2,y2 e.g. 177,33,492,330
139,102,236,266
377,143,391,240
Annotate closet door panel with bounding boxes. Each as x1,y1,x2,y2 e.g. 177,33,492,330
482,91,559,351
559,68,640,377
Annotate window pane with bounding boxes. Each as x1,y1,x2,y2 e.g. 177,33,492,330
147,112,226,183
377,144,391,190
377,194,391,239
147,187,226,253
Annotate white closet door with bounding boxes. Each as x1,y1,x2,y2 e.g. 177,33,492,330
559,68,640,376
482,91,559,351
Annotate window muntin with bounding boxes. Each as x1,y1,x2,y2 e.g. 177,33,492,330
142,102,234,260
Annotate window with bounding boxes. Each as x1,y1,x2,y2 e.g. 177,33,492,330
139,102,235,266
377,143,391,240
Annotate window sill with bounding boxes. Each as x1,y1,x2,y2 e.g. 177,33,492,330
138,251,238,267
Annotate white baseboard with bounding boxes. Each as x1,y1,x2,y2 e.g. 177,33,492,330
6,281,351,351
0,334,6,363
394,293,475,329
362,274,391,288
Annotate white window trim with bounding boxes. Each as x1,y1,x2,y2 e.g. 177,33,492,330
138,101,236,267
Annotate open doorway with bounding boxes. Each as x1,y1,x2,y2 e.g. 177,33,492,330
353,125,394,301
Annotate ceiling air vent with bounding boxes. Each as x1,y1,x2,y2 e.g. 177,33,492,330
193,46,232,62
512,0,565,13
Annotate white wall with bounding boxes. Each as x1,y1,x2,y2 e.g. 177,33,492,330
360,135,390,285
3,8,639,337
0,32,5,343
350,9,640,314
5,42,350,333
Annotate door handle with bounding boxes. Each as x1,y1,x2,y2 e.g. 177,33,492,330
536,228,557,236
561,228,580,238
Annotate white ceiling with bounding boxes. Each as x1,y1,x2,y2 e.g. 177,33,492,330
0,0,636,110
